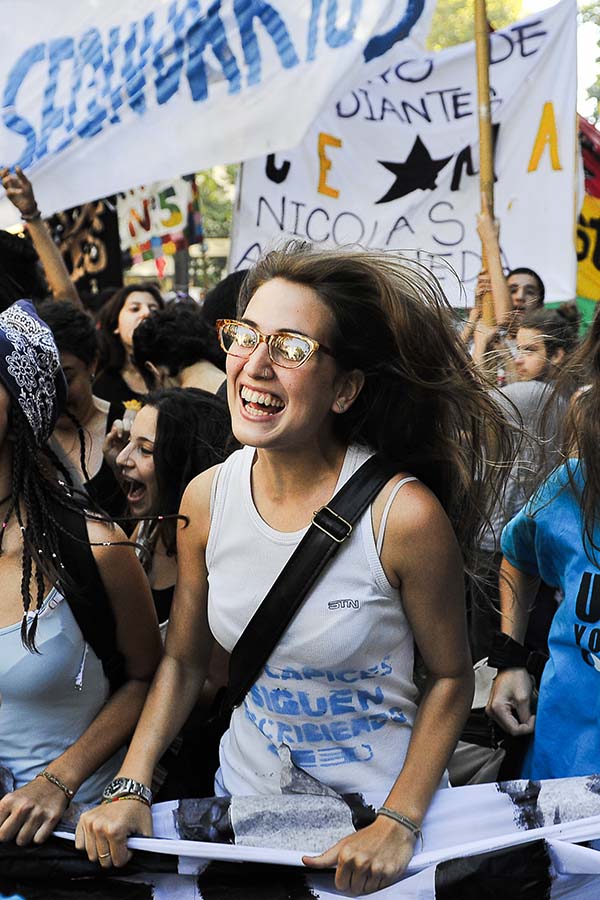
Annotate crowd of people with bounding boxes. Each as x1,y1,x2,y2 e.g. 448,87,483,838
0,165,598,896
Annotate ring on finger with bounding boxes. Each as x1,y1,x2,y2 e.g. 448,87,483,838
98,850,112,860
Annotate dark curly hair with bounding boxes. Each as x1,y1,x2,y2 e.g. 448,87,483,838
133,301,224,389
36,300,98,366
0,230,48,311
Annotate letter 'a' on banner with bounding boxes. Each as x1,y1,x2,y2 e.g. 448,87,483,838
230,0,579,306
0,0,433,228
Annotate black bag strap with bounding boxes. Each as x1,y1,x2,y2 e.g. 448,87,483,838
222,454,397,713
51,498,126,693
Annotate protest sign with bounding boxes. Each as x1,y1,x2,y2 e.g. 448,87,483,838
117,175,204,264
230,0,578,305
0,0,433,227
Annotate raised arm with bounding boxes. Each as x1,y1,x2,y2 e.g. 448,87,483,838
486,557,540,736
0,167,81,307
305,479,474,894
75,467,218,866
476,197,512,327
0,521,161,847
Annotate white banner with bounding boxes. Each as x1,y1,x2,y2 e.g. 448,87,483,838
230,0,578,305
0,0,437,227
53,776,600,898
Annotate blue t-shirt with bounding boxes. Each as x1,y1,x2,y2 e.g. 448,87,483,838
501,462,600,780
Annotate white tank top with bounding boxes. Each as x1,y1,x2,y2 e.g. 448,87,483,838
0,588,125,803
206,444,420,796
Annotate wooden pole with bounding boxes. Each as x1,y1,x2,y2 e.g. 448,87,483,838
474,0,495,325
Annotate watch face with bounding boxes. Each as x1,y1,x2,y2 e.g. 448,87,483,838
102,777,151,804
103,777,129,798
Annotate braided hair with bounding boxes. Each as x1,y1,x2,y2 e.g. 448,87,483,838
0,402,112,650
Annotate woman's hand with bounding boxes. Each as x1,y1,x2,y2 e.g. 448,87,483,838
0,166,39,219
75,799,153,868
471,320,501,365
303,815,416,895
476,196,499,248
486,668,536,736
474,272,492,303
103,419,130,477
0,778,70,846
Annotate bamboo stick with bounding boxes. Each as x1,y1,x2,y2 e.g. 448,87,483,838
474,0,495,326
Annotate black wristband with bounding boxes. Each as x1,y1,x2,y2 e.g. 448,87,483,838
21,207,42,223
488,632,548,683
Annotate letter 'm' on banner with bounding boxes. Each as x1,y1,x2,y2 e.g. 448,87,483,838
318,132,343,198
527,101,562,172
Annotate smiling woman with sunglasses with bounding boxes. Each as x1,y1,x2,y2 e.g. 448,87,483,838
77,243,514,894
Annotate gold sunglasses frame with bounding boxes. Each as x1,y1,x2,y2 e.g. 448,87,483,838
216,319,334,369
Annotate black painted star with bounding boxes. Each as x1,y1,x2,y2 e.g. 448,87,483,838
376,137,453,203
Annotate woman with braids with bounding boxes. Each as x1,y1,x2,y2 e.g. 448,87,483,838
94,284,164,406
77,243,513,893
487,304,600,780
36,300,127,518
0,300,161,846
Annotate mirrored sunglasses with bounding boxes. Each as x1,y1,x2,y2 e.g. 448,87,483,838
216,319,334,369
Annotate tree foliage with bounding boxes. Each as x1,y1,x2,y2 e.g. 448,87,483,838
427,0,523,50
195,164,238,238
581,2,600,122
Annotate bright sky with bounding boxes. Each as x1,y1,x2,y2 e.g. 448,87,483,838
521,0,598,116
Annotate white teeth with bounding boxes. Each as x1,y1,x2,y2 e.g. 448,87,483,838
241,386,284,409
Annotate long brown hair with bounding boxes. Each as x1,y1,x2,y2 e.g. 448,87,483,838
554,304,600,561
239,242,516,575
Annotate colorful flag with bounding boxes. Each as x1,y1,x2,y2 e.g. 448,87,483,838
577,116,600,304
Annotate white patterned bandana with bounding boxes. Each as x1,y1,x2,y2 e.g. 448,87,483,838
0,300,67,445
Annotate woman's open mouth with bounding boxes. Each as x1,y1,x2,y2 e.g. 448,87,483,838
240,385,285,418
122,476,147,504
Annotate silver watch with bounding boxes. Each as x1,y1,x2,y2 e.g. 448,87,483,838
102,777,153,805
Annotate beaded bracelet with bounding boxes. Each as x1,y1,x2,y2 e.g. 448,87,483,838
36,769,74,805
102,794,151,808
376,807,423,848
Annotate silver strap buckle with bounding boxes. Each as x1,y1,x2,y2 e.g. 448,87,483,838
312,506,353,543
